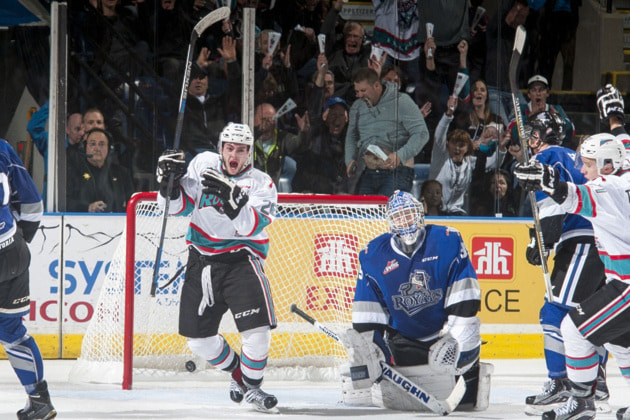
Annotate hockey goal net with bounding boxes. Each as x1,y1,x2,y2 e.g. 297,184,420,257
72,192,388,389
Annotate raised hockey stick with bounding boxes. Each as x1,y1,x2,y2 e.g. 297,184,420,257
509,25,554,302
150,7,231,296
290,304,466,416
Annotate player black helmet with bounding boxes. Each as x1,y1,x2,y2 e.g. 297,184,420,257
524,111,565,147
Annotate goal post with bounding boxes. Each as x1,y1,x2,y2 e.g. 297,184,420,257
71,192,389,389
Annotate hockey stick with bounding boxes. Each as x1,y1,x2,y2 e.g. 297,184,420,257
509,25,553,302
289,304,466,416
150,7,231,296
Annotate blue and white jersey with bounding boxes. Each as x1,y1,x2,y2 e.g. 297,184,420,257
352,225,480,341
0,139,42,244
534,145,594,241
561,174,630,283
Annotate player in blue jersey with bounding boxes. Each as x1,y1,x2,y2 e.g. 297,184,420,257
0,139,53,419
156,123,278,412
515,134,630,420
520,111,610,415
340,190,492,412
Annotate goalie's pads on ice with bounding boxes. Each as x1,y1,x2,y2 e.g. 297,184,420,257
365,362,494,412
429,316,481,375
339,329,388,390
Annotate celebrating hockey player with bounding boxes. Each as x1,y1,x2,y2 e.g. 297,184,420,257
155,122,279,412
515,134,630,420
0,138,55,419
519,111,609,415
341,190,492,411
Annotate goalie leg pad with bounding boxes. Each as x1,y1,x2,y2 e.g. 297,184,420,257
458,361,494,411
376,365,456,411
341,373,375,406
340,329,385,390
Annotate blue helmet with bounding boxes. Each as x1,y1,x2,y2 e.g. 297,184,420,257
386,190,425,249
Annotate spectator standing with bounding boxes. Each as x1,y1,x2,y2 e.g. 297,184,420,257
345,68,428,196
508,75,574,149
305,54,335,119
484,0,529,127
66,128,134,213
0,138,54,419
292,96,350,193
252,103,310,188
320,1,371,104
255,30,299,110
181,36,241,162
429,95,487,215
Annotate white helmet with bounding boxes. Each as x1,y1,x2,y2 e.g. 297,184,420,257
218,122,254,166
386,190,426,253
596,84,625,122
579,133,625,176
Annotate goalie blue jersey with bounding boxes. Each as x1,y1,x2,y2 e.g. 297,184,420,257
352,225,481,341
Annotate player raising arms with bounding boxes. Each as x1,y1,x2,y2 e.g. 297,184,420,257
520,111,609,415
341,190,492,412
0,138,54,419
515,134,630,420
156,123,279,412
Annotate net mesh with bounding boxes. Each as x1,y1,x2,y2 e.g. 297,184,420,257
71,193,387,385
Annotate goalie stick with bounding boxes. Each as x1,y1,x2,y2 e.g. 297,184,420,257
150,7,231,296
289,304,466,416
509,25,553,302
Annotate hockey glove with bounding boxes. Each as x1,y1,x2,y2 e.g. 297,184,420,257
514,161,569,203
201,169,249,220
525,227,548,266
156,150,186,199
429,316,480,375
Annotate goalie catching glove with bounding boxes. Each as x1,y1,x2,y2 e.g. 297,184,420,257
156,149,186,199
201,168,249,220
428,316,480,376
514,160,568,204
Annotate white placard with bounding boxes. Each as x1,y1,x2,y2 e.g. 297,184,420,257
268,31,281,55
370,44,384,62
317,34,326,54
274,98,297,120
426,22,434,59
367,144,388,161
471,6,486,30
453,72,469,97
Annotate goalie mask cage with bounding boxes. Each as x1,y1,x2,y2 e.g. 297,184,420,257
71,192,388,389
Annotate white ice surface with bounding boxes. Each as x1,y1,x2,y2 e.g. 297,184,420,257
0,358,627,419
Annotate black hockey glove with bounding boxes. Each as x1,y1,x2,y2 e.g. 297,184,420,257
514,161,568,204
156,150,186,199
526,228,548,266
201,169,249,220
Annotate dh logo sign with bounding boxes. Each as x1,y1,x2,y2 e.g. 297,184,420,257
471,237,514,280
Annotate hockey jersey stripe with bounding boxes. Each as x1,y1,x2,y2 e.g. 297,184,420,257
187,223,269,259
574,185,596,217
248,256,277,326
578,285,630,336
598,251,630,281
351,301,389,327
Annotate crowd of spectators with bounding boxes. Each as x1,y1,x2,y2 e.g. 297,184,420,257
24,0,587,215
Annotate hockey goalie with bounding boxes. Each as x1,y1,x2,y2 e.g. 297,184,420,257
340,190,492,412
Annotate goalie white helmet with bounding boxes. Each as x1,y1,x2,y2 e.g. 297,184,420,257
218,122,254,166
386,190,426,254
596,84,625,123
579,133,625,176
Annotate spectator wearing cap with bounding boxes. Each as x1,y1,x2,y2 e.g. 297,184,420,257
293,96,351,193
507,74,574,149
180,36,241,163
345,67,429,196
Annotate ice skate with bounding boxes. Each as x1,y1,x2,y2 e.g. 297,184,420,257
541,395,595,420
524,378,571,415
244,387,278,413
229,369,246,403
594,378,610,413
617,406,630,420
16,380,57,420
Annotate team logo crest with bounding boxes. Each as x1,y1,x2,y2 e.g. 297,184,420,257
383,259,399,275
391,270,443,316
